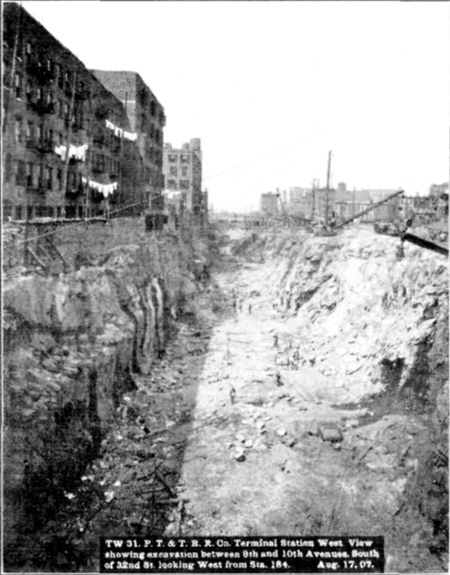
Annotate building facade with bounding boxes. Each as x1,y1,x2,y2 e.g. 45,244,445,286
163,139,207,226
2,3,153,220
90,70,166,213
260,192,278,216
288,187,311,217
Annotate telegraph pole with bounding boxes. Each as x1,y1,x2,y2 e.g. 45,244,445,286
325,150,332,226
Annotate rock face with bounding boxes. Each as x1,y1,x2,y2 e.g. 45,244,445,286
3,232,208,543
269,227,449,555
271,228,448,406
230,226,448,557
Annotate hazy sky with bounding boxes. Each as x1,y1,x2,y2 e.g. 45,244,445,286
23,1,449,211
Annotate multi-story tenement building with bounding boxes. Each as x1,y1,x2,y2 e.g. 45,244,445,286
163,139,206,224
90,70,166,213
2,3,148,220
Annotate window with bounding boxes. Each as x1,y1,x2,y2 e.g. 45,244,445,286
37,164,44,187
47,167,53,190
35,124,42,142
26,42,32,54
58,67,64,89
181,167,188,177
168,154,177,163
5,154,13,182
15,73,22,98
26,162,33,187
180,180,189,190
15,160,26,186
15,118,22,143
56,169,62,190
180,155,190,164
26,121,33,141
169,166,177,177
167,179,177,189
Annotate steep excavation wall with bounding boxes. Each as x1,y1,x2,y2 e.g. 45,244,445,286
3,229,211,545
235,226,449,553
271,229,448,405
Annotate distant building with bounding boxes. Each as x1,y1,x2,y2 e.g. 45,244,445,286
288,187,311,217
163,139,207,227
398,196,416,221
90,70,166,213
333,185,400,223
429,183,449,220
368,190,401,221
260,192,278,216
429,182,449,198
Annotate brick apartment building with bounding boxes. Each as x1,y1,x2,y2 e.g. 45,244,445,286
2,3,158,220
90,70,166,213
163,139,207,226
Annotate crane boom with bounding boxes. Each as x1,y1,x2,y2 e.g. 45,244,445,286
333,189,405,230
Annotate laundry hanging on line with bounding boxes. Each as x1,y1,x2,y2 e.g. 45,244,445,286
105,119,137,142
54,144,89,161
82,177,118,198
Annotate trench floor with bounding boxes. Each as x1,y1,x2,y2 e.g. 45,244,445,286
72,255,442,573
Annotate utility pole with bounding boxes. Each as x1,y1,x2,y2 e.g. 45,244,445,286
325,150,332,226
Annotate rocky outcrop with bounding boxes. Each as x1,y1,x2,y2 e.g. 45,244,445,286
3,232,209,545
270,229,448,405
269,227,448,559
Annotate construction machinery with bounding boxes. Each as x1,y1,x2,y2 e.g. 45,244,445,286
315,188,447,257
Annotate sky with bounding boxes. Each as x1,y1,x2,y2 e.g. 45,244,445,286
21,1,450,212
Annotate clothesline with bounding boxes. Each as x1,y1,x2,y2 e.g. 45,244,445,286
105,119,137,142
55,144,89,161
81,177,118,198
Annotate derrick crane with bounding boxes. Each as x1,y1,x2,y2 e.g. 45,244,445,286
333,189,405,231
331,188,448,257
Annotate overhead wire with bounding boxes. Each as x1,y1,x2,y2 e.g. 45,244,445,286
5,127,327,249
201,130,326,185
